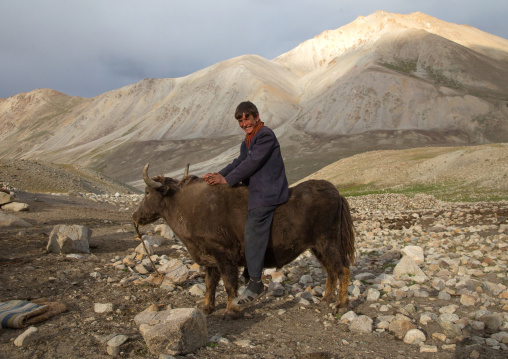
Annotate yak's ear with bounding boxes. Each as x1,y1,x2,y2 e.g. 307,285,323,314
160,178,178,197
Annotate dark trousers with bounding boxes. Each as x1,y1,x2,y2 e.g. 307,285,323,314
244,205,277,280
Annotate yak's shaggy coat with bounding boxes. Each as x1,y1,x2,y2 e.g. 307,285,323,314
133,165,355,317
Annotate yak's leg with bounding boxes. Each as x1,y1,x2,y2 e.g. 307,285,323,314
329,267,351,315
216,262,241,319
336,267,350,311
311,248,338,303
323,272,339,303
198,266,220,314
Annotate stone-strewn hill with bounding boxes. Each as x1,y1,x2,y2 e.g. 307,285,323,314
1,11,507,186
2,144,506,202
298,143,508,201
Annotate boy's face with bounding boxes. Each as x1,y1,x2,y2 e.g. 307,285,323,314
237,113,260,134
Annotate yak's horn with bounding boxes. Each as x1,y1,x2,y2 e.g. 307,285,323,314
143,163,162,189
184,163,190,177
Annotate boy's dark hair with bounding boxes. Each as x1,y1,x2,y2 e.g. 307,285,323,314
235,101,259,120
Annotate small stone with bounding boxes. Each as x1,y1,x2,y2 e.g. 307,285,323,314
439,305,457,314
349,315,373,334
107,334,129,347
419,345,438,353
14,326,38,347
460,294,476,306
122,257,136,267
432,332,447,341
491,332,508,344
469,350,480,358
234,339,252,348
403,329,426,344
189,284,206,297
366,288,380,301
470,320,485,330
401,246,424,264
479,315,502,333
437,317,462,338
135,263,150,274
438,291,452,300
95,303,114,313
389,318,416,339
340,310,357,323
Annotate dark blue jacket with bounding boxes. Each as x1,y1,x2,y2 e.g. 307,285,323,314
219,126,289,210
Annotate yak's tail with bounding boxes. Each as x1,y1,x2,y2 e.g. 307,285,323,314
338,194,355,265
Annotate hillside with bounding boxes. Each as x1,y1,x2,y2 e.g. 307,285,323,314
0,11,507,187
1,144,506,202
298,143,508,201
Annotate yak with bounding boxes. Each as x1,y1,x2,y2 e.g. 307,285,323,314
132,164,355,318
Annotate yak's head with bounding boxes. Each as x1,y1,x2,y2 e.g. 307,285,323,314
132,163,179,226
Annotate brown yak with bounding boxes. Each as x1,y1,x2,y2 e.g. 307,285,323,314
132,164,355,318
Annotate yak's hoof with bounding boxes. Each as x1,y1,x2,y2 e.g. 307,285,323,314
198,302,214,315
331,303,349,316
223,306,242,320
321,295,334,304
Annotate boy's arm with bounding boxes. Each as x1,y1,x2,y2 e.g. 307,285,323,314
223,130,275,187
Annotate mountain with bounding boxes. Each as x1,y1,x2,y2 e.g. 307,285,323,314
1,11,507,188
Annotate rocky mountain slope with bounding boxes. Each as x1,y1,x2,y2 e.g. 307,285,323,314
1,11,507,186
297,143,508,202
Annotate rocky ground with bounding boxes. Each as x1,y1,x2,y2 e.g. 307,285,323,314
1,177,507,358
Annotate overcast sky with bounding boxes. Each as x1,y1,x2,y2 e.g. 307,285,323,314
1,0,507,99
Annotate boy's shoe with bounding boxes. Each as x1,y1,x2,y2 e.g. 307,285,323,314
233,279,267,306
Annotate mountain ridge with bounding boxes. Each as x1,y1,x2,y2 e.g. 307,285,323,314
1,11,507,187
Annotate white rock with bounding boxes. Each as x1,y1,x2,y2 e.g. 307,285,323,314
403,329,426,344
1,202,29,212
341,310,358,323
234,339,252,348
135,241,154,256
420,345,438,353
95,303,114,313
0,191,13,205
189,284,206,297
159,259,189,284
366,288,380,301
491,332,508,344
439,305,457,314
299,274,313,285
135,308,207,356
0,211,32,228
14,326,38,347
393,256,427,279
154,224,175,240
46,224,92,253
107,334,129,355
401,246,425,264
349,315,373,334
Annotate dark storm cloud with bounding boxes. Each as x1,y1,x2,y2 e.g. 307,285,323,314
0,0,506,99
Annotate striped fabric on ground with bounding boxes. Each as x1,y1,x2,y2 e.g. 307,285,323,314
0,300,48,328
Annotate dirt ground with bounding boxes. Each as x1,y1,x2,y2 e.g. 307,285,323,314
1,190,506,359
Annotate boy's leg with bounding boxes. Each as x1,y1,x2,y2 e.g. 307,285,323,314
244,205,277,281
235,205,276,304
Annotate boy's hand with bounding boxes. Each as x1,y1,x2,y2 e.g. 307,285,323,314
203,173,226,185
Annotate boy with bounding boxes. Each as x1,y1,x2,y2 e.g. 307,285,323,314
203,101,288,304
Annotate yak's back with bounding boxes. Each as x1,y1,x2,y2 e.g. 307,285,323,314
288,179,340,203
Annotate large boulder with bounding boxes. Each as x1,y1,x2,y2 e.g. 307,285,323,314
1,202,30,212
134,308,207,356
400,245,424,264
393,255,427,279
0,212,32,228
155,224,176,240
159,259,189,285
46,225,92,253
0,191,13,205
